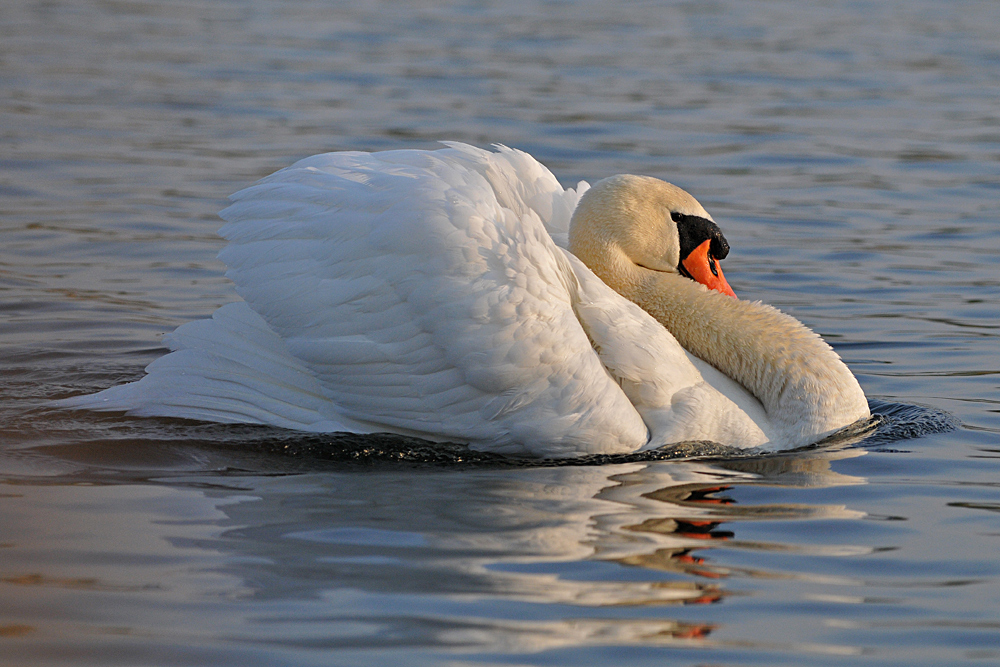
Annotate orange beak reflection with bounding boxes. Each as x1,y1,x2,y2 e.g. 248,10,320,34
681,239,737,299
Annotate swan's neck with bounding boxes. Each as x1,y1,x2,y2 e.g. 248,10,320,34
594,250,869,443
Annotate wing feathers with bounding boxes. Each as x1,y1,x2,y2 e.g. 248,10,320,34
61,145,652,456
216,146,648,455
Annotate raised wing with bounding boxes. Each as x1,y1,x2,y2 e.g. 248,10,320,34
218,145,646,456
438,142,590,249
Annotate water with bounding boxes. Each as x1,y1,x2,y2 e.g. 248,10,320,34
1,0,998,664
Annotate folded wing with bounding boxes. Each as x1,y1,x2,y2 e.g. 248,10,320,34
210,145,647,455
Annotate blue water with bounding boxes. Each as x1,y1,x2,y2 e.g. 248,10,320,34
1,0,998,665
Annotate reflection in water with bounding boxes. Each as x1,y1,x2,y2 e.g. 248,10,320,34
9,431,991,663
0,407,961,661
126,446,866,655
596,452,868,585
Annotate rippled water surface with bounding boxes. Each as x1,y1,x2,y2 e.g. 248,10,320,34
2,1,999,665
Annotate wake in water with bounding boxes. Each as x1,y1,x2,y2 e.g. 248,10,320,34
242,399,958,467
858,399,961,447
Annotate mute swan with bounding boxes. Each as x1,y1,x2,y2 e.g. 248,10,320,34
57,143,869,457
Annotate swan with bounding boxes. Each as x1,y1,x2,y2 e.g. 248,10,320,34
57,143,870,457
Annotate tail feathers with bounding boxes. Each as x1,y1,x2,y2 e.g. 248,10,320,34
55,302,359,432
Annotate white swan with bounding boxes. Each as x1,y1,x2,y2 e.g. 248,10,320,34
57,143,869,457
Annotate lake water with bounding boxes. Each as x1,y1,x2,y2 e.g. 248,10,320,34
2,0,999,664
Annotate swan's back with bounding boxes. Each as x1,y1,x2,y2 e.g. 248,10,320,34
209,145,648,456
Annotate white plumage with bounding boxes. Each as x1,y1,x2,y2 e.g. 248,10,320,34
58,143,869,457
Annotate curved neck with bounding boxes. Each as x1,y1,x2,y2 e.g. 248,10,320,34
591,249,869,443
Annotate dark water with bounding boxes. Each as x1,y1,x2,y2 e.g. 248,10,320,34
2,0,999,665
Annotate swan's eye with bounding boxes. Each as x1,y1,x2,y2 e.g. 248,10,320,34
670,211,682,223
708,256,719,277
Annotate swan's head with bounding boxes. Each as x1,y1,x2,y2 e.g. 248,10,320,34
569,174,736,298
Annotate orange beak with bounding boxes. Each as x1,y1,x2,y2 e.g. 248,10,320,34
681,239,737,299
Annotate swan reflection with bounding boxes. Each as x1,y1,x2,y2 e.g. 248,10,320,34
2,443,871,657
193,445,869,652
